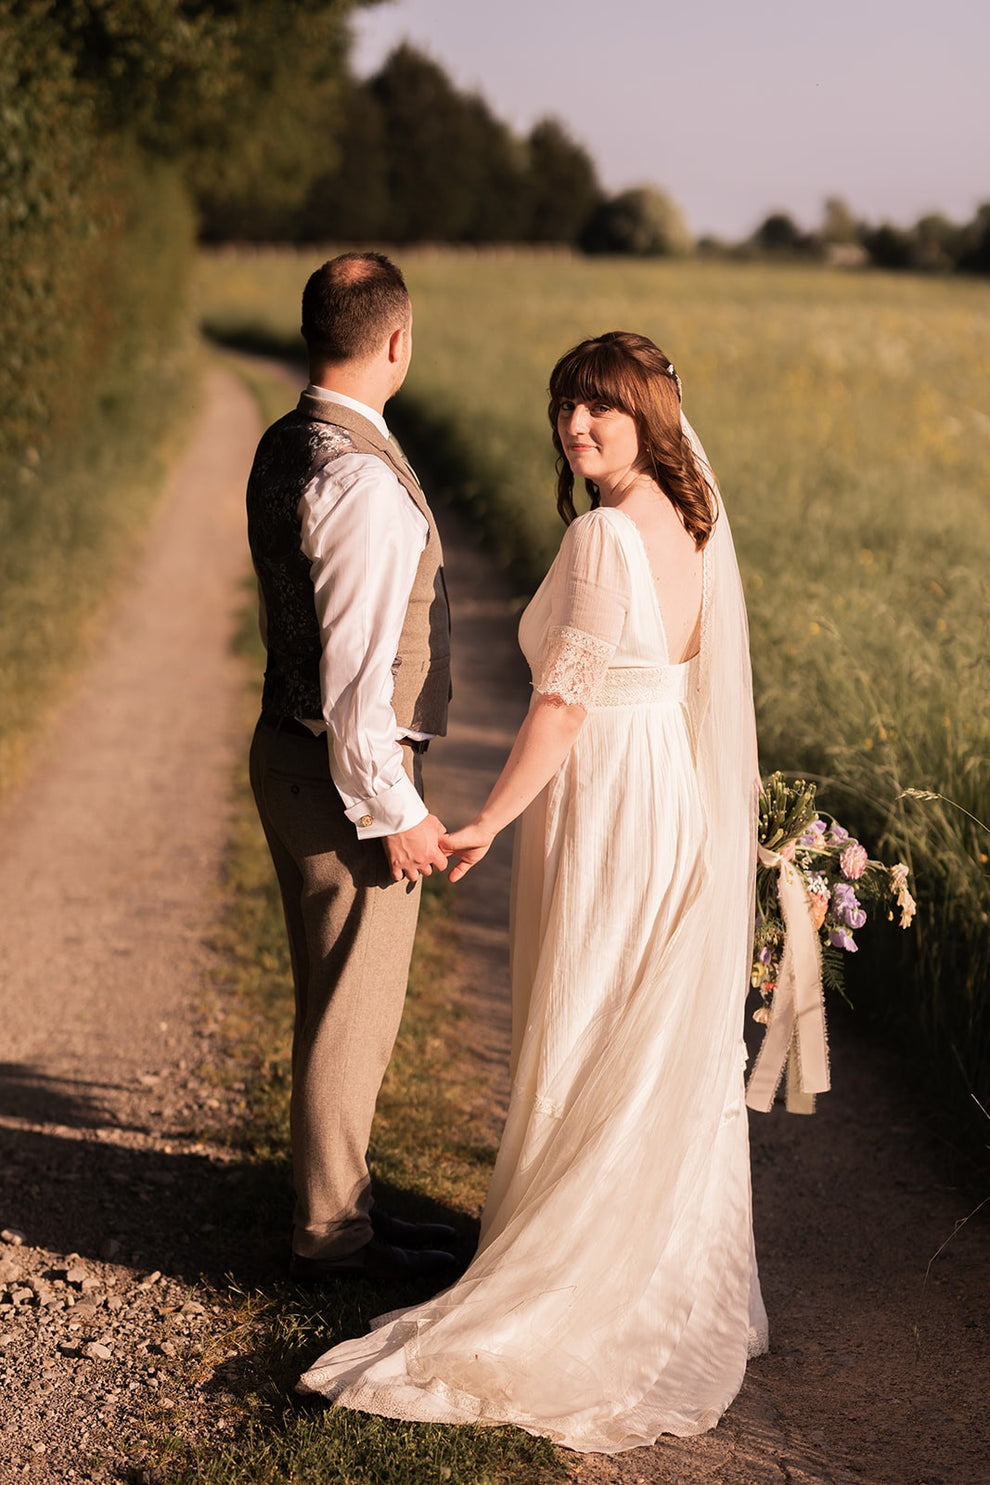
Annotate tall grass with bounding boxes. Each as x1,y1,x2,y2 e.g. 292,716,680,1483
0,162,197,795
198,249,990,1161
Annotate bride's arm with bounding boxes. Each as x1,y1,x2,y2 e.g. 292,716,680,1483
444,510,629,882
442,694,585,882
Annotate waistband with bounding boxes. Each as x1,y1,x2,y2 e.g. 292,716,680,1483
592,664,692,708
259,710,321,739
258,712,430,752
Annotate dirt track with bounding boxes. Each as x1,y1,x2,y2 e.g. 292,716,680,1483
0,362,986,1484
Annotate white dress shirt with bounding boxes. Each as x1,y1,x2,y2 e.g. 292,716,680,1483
296,385,430,840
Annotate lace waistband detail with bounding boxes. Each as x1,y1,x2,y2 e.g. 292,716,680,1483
592,664,692,708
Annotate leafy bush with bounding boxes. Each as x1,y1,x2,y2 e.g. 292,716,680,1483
581,186,693,257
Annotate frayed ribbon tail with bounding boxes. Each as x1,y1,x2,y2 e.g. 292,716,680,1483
746,844,831,1114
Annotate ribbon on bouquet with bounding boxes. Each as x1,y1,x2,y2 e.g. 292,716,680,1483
745,843,831,1115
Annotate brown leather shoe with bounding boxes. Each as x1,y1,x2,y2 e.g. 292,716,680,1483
288,1238,459,1286
370,1208,457,1249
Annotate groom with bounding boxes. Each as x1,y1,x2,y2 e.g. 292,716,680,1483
246,252,457,1283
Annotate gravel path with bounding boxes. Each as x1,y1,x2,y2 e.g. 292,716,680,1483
1,360,986,1485
0,364,260,1481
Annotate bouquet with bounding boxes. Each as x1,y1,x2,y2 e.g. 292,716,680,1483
746,773,916,1114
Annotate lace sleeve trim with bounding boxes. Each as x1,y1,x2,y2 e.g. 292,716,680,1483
534,625,616,707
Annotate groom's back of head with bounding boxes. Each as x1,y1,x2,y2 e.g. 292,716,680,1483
302,252,410,366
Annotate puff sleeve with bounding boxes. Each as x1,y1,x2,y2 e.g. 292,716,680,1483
534,511,630,707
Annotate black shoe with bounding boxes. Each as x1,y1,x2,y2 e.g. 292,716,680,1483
370,1207,458,1249
289,1238,459,1286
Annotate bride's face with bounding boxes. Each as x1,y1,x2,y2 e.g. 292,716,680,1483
557,398,641,493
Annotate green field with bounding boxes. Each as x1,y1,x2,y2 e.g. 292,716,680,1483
199,248,990,1154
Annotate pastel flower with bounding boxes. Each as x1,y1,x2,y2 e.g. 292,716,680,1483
832,881,867,929
810,891,829,929
828,926,858,952
889,862,916,927
828,824,849,844
840,842,868,879
799,819,828,847
752,1004,771,1025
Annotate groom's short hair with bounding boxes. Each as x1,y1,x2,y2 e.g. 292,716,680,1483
302,252,411,364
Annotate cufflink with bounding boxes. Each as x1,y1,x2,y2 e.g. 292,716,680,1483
359,815,374,828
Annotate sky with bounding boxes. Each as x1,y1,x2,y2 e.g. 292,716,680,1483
351,0,989,240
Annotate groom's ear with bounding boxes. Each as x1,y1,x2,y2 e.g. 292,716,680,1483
387,322,410,364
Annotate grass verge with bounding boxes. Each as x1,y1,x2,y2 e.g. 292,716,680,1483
0,165,197,801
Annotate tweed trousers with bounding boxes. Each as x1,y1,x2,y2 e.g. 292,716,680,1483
249,718,423,1259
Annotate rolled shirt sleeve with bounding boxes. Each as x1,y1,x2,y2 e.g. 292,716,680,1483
298,452,430,839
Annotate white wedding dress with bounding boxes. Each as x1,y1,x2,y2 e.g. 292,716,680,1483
298,451,768,1453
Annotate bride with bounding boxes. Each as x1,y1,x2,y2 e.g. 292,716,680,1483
297,331,768,1453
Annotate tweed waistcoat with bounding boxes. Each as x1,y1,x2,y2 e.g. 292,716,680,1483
246,394,450,734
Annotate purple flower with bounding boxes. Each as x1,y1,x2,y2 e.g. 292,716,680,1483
828,926,858,952
758,944,773,965
828,823,849,844
832,881,866,929
799,819,828,847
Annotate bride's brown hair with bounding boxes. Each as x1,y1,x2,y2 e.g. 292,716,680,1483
548,331,717,548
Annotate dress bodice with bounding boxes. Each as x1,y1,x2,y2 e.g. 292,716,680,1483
519,506,699,708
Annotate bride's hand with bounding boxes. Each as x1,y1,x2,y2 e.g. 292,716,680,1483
440,823,495,884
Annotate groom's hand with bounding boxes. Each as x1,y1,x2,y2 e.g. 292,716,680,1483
384,814,449,883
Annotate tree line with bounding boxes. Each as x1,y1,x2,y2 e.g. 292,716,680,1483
199,42,613,249
743,197,990,275
2,0,987,484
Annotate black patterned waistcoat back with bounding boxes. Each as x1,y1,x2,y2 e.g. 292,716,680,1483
246,396,450,734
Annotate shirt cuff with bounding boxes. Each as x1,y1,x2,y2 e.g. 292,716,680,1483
345,772,428,839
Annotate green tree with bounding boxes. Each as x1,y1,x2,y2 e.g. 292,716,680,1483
911,212,964,272
821,195,859,245
861,222,914,270
369,45,535,243
181,1,371,235
459,97,529,242
580,185,691,257
752,211,805,253
370,45,473,240
296,81,391,243
526,118,602,243
958,203,990,274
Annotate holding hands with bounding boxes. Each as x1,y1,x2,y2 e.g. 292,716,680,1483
440,822,495,883
384,813,449,883
385,814,497,886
